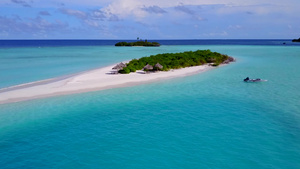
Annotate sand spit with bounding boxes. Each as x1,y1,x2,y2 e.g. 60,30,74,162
0,64,217,104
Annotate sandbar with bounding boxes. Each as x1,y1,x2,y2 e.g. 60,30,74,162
0,64,217,104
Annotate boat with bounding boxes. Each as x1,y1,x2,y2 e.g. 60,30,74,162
243,77,267,82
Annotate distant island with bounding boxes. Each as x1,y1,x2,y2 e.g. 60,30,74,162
115,50,235,74
292,38,300,42
115,40,160,47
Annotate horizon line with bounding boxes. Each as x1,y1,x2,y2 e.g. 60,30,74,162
0,38,295,40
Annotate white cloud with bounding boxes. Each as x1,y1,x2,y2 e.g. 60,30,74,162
100,0,146,20
0,15,69,38
63,0,298,22
84,20,100,28
59,8,87,19
10,0,31,7
203,31,228,37
1,0,299,39
228,25,242,29
141,5,167,14
39,11,51,16
2,0,299,10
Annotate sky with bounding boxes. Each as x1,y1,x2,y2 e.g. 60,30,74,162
0,0,299,39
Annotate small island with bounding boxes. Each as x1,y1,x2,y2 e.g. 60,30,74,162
292,38,300,42
0,49,235,104
115,50,234,74
115,40,160,47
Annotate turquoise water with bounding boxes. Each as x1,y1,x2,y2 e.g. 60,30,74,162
1,45,300,168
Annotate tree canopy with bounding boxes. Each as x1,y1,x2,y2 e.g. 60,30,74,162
118,49,233,74
292,38,300,42
115,40,160,47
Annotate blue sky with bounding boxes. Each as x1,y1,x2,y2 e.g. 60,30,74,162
0,0,299,39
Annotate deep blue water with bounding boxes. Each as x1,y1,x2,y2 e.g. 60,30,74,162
0,39,299,48
0,40,300,169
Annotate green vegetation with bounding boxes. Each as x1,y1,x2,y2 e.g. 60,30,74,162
118,49,233,74
115,40,160,47
292,38,300,42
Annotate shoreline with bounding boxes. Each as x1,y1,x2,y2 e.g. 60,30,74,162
0,63,222,104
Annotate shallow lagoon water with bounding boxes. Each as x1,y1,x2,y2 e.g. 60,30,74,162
0,42,300,168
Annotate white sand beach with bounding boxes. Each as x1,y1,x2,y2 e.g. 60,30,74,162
0,64,216,104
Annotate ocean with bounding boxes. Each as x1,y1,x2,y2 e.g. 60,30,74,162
0,40,300,168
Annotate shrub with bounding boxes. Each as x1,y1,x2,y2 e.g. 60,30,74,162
117,50,232,74
115,42,129,46
115,40,161,46
118,67,131,74
128,66,136,72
